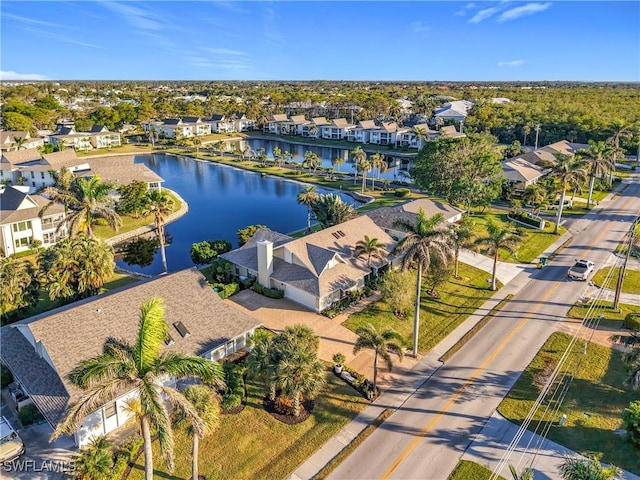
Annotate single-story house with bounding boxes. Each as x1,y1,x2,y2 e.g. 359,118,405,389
221,216,396,312
433,100,474,123
0,186,67,256
0,268,262,447
502,157,547,190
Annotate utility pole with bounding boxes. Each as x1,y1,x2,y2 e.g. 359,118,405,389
613,216,638,310
534,124,541,150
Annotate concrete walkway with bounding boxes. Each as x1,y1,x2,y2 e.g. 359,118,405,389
458,249,529,286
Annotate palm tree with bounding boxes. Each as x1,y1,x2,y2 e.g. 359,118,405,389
256,147,268,166
392,210,454,357
52,297,225,480
414,126,430,149
13,137,26,150
522,183,547,214
548,153,588,234
192,137,202,159
303,151,320,175
182,385,220,480
522,123,532,146
272,146,283,168
143,189,175,274
351,146,367,185
73,436,113,480
276,349,325,416
246,330,277,401
353,324,404,395
42,175,121,237
308,124,319,138
559,455,621,480
623,345,640,391
474,220,524,291
0,256,38,320
310,193,356,229
578,141,615,208
297,185,319,234
356,157,372,194
451,216,475,279
370,153,386,191
333,156,345,173
355,235,387,268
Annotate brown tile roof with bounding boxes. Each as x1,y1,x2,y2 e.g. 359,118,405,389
0,268,262,428
42,149,81,168
2,148,42,165
356,120,377,130
79,163,164,185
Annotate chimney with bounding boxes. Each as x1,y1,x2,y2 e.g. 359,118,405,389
257,240,273,287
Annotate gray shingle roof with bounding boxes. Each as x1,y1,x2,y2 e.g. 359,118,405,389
0,268,261,429
221,228,293,272
366,198,463,233
2,149,42,165
0,188,64,224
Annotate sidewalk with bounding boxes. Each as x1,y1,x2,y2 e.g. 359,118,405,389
289,232,572,480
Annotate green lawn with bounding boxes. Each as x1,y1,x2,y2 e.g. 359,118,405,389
469,210,566,264
592,267,640,295
567,301,640,324
127,370,368,480
448,460,505,480
343,263,501,354
498,332,640,475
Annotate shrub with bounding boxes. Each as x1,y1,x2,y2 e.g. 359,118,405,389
210,282,239,299
394,188,410,197
1,363,13,389
221,394,242,411
251,283,285,299
240,276,256,290
117,435,143,462
333,353,346,365
273,396,295,415
623,400,640,447
508,211,544,229
624,313,640,331
19,404,43,425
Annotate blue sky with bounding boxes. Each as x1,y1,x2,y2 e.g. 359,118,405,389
1,1,638,81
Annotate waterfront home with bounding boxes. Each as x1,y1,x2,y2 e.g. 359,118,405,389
320,118,355,140
286,115,310,135
207,114,236,133
221,216,396,312
234,114,256,132
347,120,377,144
0,131,44,151
151,118,212,139
369,122,408,146
49,125,121,151
0,186,67,256
396,123,439,149
0,268,262,447
301,117,331,138
264,114,289,134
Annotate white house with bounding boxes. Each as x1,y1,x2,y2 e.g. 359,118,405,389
234,114,256,132
369,122,407,146
320,118,355,140
396,123,439,149
0,186,67,256
264,114,289,134
0,131,44,151
0,268,262,447
207,114,236,133
155,118,211,139
434,100,474,123
347,120,377,144
49,125,121,151
301,117,330,138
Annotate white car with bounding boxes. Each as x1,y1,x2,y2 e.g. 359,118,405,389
0,416,24,464
568,259,595,281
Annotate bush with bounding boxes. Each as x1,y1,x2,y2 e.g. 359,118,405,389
332,353,346,365
624,313,640,331
1,363,13,388
394,188,410,197
273,396,295,416
210,282,239,299
623,400,640,446
19,404,43,426
508,211,544,229
321,289,365,318
190,239,233,265
117,435,143,462
240,276,256,290
221,394,242,411
251,283,285,299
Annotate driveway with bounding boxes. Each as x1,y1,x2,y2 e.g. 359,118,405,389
226,290,417,391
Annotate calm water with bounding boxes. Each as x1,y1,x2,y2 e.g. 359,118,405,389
236,138,413,183
116,154,358,275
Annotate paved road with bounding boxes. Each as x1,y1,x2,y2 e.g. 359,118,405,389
328,179,640,480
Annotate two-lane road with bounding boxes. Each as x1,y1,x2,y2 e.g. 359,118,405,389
329,179,640,480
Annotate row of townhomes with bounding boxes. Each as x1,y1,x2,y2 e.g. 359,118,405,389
144,114,256,138
222,198,463,312
262,114,465,149
0,268,262,446
1,126,122,153
502,140,590,191
0,131,45,151
0,148,164,256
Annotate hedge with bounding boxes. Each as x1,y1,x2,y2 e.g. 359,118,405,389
394,188,410,197
251,283,285,299
508,211,544,229
210,282,239,299
624,313,640,331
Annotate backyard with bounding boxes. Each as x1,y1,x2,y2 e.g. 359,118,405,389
127,369,368,480
497,332,640,475
343,263,501,354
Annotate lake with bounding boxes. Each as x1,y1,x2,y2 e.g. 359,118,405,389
115,154,359,275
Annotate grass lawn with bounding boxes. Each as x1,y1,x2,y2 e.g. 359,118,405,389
127,370,368,480
76,144,152,156
468,210,566,264
343,263,500,354
567,301,640,324
448,460,505,480
497,332,640,475
592,267,640,295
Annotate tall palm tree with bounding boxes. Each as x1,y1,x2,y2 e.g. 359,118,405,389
42,175,121,237
182,385,220,480
451,215,475,279
351,146,367,186
276,349,325,417
353,323,404,395
192,137,202,159
579,140,615,208
303,151,320,174
355,235,387,268
357,157,372,194
272,146,284,168
143,189,175,274
256,147,268,166
474,220,524,291
522,183,547,214
548,153,588,234
246,330,277,401
333,156,345,172
414,127,430,149
370,153,386,191
52,297,224,480
297,185,319,234
392,210,454,357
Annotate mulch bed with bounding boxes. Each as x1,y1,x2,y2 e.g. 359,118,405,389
262,396,314,425
221,401,246,415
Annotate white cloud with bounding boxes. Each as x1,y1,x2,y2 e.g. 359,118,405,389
203,48,248,56
497,60,525,67
498,2,552,22
455,3,477,16
411,21,429,33
99,1,163,31
469,7,500,23
0,71,49,80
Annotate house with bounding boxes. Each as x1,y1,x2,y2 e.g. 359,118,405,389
439,125,466,139
155,118,211,139
369,122,407,146
221,216,396,312
88,125,122,149
234,114,256,132
0,268,262,447
49,125,121,151
434,100,474,123
0,186,67,256
320,118,355,140
0,131,44,151
396,123,439,149
301,117,330,138
502,157,547,190
366,198,464,239
263,114,289,134
347,120,377,144
287,115,310,135
207,114,236,133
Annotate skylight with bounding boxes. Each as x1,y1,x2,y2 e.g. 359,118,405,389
173,321,190,338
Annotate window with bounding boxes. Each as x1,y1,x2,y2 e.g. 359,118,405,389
14,237,32,248
43,232,55,244
12,221,32,233
30,171,35,178
41,172,45,179
104,402,117,418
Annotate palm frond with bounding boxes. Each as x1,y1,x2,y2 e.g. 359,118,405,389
134,297,167,373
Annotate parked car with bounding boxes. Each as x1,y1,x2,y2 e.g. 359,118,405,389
0,416,24,463
568,259,595,281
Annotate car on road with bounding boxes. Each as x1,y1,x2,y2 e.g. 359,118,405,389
0,416,24,463
568,259,595,281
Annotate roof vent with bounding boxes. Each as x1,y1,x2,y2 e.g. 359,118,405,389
165,334,175,345
332,232,340,239
173,321,190,338
337,230,346,237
